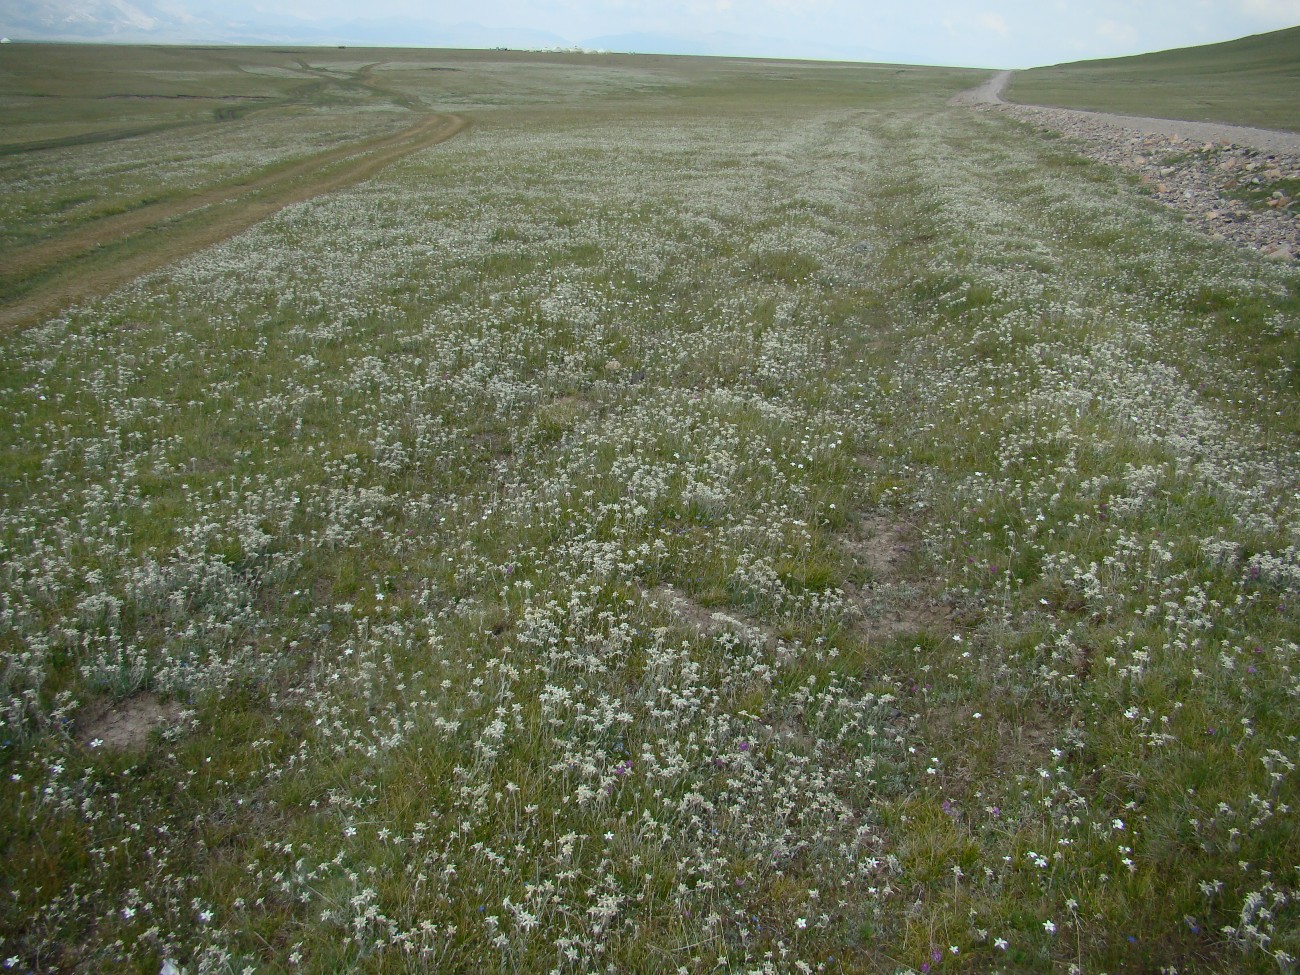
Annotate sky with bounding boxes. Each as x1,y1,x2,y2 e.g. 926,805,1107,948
6,0,1300,68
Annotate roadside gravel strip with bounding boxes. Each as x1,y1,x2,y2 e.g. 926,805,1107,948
952,71,1300,260
0,112,468,331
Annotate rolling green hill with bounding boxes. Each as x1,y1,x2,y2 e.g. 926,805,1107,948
1009,25,1300,132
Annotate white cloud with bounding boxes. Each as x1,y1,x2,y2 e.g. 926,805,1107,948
977,11,1009,36
1097,18,1137,45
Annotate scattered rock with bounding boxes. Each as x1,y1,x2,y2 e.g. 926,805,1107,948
979,102,1299,261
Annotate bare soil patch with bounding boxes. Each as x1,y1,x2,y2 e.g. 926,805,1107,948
840,512,949,642
646,584,778,648
77,692,181,751
645,512,948,652
842,513,915,578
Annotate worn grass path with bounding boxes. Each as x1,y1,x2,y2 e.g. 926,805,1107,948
0,111,467,331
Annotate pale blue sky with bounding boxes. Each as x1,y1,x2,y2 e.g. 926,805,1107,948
234,0,1300,66
10,0,1300,67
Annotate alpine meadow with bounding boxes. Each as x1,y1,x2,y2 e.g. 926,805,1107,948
2,39,1300,975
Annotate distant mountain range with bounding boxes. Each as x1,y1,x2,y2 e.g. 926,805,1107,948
0,0,894,62
1,0,179,41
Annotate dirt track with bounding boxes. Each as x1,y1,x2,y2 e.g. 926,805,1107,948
0,112,467,332
946,71,1013,108
951,70,1300,156
949,71,1300,260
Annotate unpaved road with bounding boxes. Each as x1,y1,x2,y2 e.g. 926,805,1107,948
0,112,467,332
951,70,1300,156
951,70,1300,261
947,70,1013,108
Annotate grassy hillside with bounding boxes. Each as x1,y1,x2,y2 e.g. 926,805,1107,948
0,44,335,148
4,45,1300,975
1008,25,1300,131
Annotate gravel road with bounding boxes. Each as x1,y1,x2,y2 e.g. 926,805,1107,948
953,69,1300,155
951,71,1300,260
947,71,1014,108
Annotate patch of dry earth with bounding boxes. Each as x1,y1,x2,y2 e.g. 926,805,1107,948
77,692,181,751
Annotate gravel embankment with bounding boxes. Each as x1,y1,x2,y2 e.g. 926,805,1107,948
952,72,1300,261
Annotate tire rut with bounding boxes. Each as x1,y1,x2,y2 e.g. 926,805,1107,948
0,112,467,332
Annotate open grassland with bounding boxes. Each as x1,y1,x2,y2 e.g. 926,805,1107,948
1009,25,1300,132
0,44,513,255
0,44,431,149
4,47,1300,975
